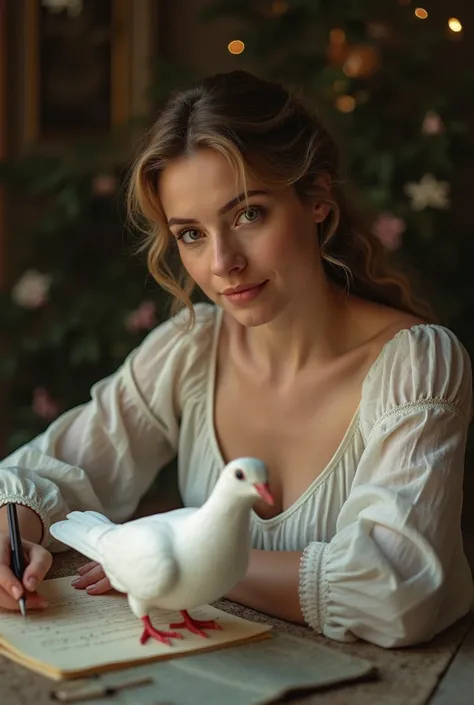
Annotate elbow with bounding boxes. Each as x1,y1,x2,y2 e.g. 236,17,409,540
356,590,444,649
384,578,474,649
323,588,446,649
377,620,435,649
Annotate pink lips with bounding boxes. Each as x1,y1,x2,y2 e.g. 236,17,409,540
222,281,267,304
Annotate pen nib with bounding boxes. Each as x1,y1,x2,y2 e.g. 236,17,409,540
19,597,27,618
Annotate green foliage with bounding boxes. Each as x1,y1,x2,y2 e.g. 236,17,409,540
0,123,173,452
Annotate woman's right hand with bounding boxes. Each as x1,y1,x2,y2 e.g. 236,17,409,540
0,532,52,611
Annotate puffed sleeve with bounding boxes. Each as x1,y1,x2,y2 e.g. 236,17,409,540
298,324,474,648
0,303,217,550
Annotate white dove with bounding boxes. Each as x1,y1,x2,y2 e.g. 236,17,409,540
49,458,273,646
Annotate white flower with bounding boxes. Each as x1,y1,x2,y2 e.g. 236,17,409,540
41,0,83,18
404,173,450,211
11,270,52,309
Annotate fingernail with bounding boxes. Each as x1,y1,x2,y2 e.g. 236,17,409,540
27,577,38,591
86,584,97,592
11,586,22,600
71,578,80,586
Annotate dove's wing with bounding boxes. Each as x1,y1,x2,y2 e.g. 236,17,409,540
50,511,179,598
50,511,133,594
140,506,197,529
49,511,115,565
96,522,179,600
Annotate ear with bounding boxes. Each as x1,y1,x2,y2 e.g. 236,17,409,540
312,173,332,223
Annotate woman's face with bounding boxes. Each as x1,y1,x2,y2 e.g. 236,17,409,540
158,148,325,327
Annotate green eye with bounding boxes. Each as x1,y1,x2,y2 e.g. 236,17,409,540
237,206,263,225
244,207,260,221
178,229,202,244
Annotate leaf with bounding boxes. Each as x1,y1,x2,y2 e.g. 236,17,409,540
70,337,102,366
0,356,17,380
56,188,83,220
7,430,38,453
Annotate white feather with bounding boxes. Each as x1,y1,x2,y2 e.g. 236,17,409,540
51,511,114,564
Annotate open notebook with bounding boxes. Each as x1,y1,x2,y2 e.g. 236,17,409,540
0,577,272,680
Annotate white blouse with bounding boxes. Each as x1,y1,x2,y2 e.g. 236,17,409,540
0,303,472,648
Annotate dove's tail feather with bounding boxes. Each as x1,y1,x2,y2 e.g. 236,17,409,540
49,511,115,563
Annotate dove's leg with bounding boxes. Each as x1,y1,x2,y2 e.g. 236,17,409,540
139,616,183,646
169,610,223,638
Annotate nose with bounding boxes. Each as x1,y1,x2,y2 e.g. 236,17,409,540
211,235,246,278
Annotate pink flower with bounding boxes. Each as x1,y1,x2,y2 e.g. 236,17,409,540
422,111,444,136
125,300,157,332
372,212,406,251
32,387,61,420
92,173,118,196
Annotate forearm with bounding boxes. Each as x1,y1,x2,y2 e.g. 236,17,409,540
0,504,43,543
226,549,306,625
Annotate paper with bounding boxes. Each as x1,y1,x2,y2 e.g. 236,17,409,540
0,577,271,679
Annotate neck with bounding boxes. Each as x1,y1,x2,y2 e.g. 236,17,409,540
237,273,350,384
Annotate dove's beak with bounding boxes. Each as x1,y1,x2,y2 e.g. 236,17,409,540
254,482,274,505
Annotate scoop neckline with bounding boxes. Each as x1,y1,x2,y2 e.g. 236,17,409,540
204,306,438,527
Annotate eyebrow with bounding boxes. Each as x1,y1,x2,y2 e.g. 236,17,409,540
167,189,269,227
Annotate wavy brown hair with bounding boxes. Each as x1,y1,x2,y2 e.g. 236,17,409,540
127,70,435,327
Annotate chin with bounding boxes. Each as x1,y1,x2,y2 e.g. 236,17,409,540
223,303,279,328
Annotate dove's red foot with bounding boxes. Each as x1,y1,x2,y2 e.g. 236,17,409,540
169,610,223,638
139,616,183,646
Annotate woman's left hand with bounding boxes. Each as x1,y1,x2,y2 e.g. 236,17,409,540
71,561,113,595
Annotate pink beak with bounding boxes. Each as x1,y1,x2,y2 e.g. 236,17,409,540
254,482,274,506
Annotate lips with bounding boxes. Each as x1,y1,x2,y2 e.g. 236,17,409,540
221,280,268,305
222,282,265,295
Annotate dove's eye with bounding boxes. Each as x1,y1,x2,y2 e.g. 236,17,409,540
235,469,245,481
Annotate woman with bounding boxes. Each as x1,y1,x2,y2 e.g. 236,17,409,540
0,70,472,648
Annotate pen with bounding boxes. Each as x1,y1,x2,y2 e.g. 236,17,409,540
7,503,27,617
51,676,154,702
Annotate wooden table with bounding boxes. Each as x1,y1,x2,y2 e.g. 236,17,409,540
1,546,473,705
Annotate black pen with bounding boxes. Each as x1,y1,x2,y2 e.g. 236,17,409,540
7,503,27,617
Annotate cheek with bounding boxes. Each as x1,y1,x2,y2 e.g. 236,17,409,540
260,238,291,268
178,248,210,286
262,222,318,271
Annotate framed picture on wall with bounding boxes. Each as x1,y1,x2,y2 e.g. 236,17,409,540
20,0,156,146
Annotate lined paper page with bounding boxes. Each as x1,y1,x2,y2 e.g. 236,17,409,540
0,577,271,676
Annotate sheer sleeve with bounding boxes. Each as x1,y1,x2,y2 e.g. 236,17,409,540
298,324,474,648
0,303,217,550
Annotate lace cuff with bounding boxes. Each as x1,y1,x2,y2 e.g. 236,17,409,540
298,541,329,632
0,494,49,546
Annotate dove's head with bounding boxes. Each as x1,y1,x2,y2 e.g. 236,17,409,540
221,458,274,505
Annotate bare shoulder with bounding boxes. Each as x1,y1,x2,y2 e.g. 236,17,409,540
376,311,427,346
350,296,428,356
